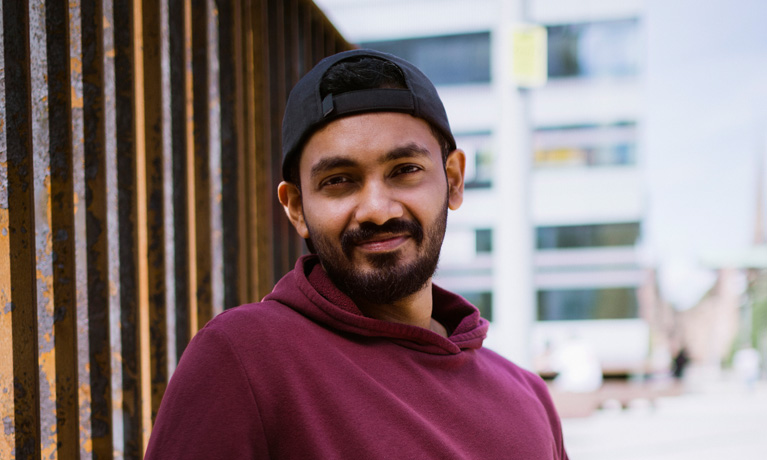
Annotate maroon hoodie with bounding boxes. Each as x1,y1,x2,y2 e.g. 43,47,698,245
145,255,568,459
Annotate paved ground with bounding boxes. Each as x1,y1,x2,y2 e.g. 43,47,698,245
557,372,767,460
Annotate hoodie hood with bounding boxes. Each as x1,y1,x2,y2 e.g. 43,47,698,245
263,255,489,355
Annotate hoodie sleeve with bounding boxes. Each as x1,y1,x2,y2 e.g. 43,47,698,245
528,372,570,460
145,325,269,459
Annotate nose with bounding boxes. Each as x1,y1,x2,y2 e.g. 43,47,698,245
353,181,404,226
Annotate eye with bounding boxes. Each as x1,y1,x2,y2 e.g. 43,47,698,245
319,175,352,189
392,164,423,177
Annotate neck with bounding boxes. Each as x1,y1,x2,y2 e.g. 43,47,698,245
355,280,447,337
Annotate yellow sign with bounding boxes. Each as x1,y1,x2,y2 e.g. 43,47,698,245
512,25,547,87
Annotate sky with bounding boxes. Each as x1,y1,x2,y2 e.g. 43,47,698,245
644,0,767,308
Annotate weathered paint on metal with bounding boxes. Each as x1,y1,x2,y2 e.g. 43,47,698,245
208,0,224,320
29,0,60,456
159,0,178,378
101,1,124,457
184,0,197,345
132,1,154,454
239,0,259,304
111,0,139,454
192,0,213,328
218,0,242,311
81,0,117,458
0,219,14,460
168,0,191,363
66,1,93,457
0,0,17,456
5,0,44,456
45,0,84,457
141,0,169,435
253,0,275,302
0,211,14,457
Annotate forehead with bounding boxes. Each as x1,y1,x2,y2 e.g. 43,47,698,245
298,112,441,174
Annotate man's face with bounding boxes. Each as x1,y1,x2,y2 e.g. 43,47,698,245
279,112,465,305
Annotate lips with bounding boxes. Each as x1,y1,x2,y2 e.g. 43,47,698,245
340,219,424,258
356,234,409,252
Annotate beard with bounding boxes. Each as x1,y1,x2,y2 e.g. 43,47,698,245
305,195,448,306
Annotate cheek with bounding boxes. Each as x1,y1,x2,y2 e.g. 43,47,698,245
303,199,353,238
406,178,448,215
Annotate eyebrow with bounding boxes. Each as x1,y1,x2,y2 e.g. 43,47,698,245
309,157,358,180
309,143,433,180
378,143,432,164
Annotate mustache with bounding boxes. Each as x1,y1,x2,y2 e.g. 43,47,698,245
341,219,424,256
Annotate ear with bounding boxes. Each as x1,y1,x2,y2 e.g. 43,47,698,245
277,181,310,239
445,149,465,210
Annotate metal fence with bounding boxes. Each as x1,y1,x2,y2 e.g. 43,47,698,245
0,1,350,458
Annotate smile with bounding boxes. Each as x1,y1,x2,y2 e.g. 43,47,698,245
355,234,409,253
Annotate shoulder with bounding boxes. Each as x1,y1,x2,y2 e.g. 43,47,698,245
176,301,304,365
171,300,317,393
475,347,538,377
475,347,567,455
189,299,336,360
476,347,554,399
203,300,305,339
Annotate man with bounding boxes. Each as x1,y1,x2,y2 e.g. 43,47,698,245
146,49,568,459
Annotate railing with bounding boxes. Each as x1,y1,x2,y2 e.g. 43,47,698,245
0,1,351,458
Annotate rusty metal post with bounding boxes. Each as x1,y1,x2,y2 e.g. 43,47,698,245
252,0,275,301
82,0,116,456
0,0,14,453
28,0,60,456
141,0,169,429
168,0,194,361
191,0,213,329
267,0,290,280
46,0,86,457
113,0,147,456
218,0,246,311
2,0,42,457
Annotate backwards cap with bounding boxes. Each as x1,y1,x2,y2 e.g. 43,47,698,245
281,49,456,181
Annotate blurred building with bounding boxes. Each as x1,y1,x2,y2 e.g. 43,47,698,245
317,0,650,373
524,1,648,376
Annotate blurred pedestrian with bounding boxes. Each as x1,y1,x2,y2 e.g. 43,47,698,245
672,347,689,379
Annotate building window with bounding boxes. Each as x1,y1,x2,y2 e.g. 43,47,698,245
533,122,637,168
476,229,493,253
537,287,638,320
458,291,493,321
361,32,491,86
536,222,640,249
457,132,494,188
547,19,640,79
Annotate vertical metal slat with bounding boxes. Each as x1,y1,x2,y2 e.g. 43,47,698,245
113,0,146,456
169,0,193,361
252,0,275,302
82,0,114,456
191,0,213,327
3,0,42,457
141,0,168,427
218,0,245,311
46,0,83,457
0,0,15,454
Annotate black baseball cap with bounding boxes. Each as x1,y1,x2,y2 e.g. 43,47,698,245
281,49,456,181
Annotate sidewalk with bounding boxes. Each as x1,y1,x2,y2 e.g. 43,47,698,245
558,374,767,460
